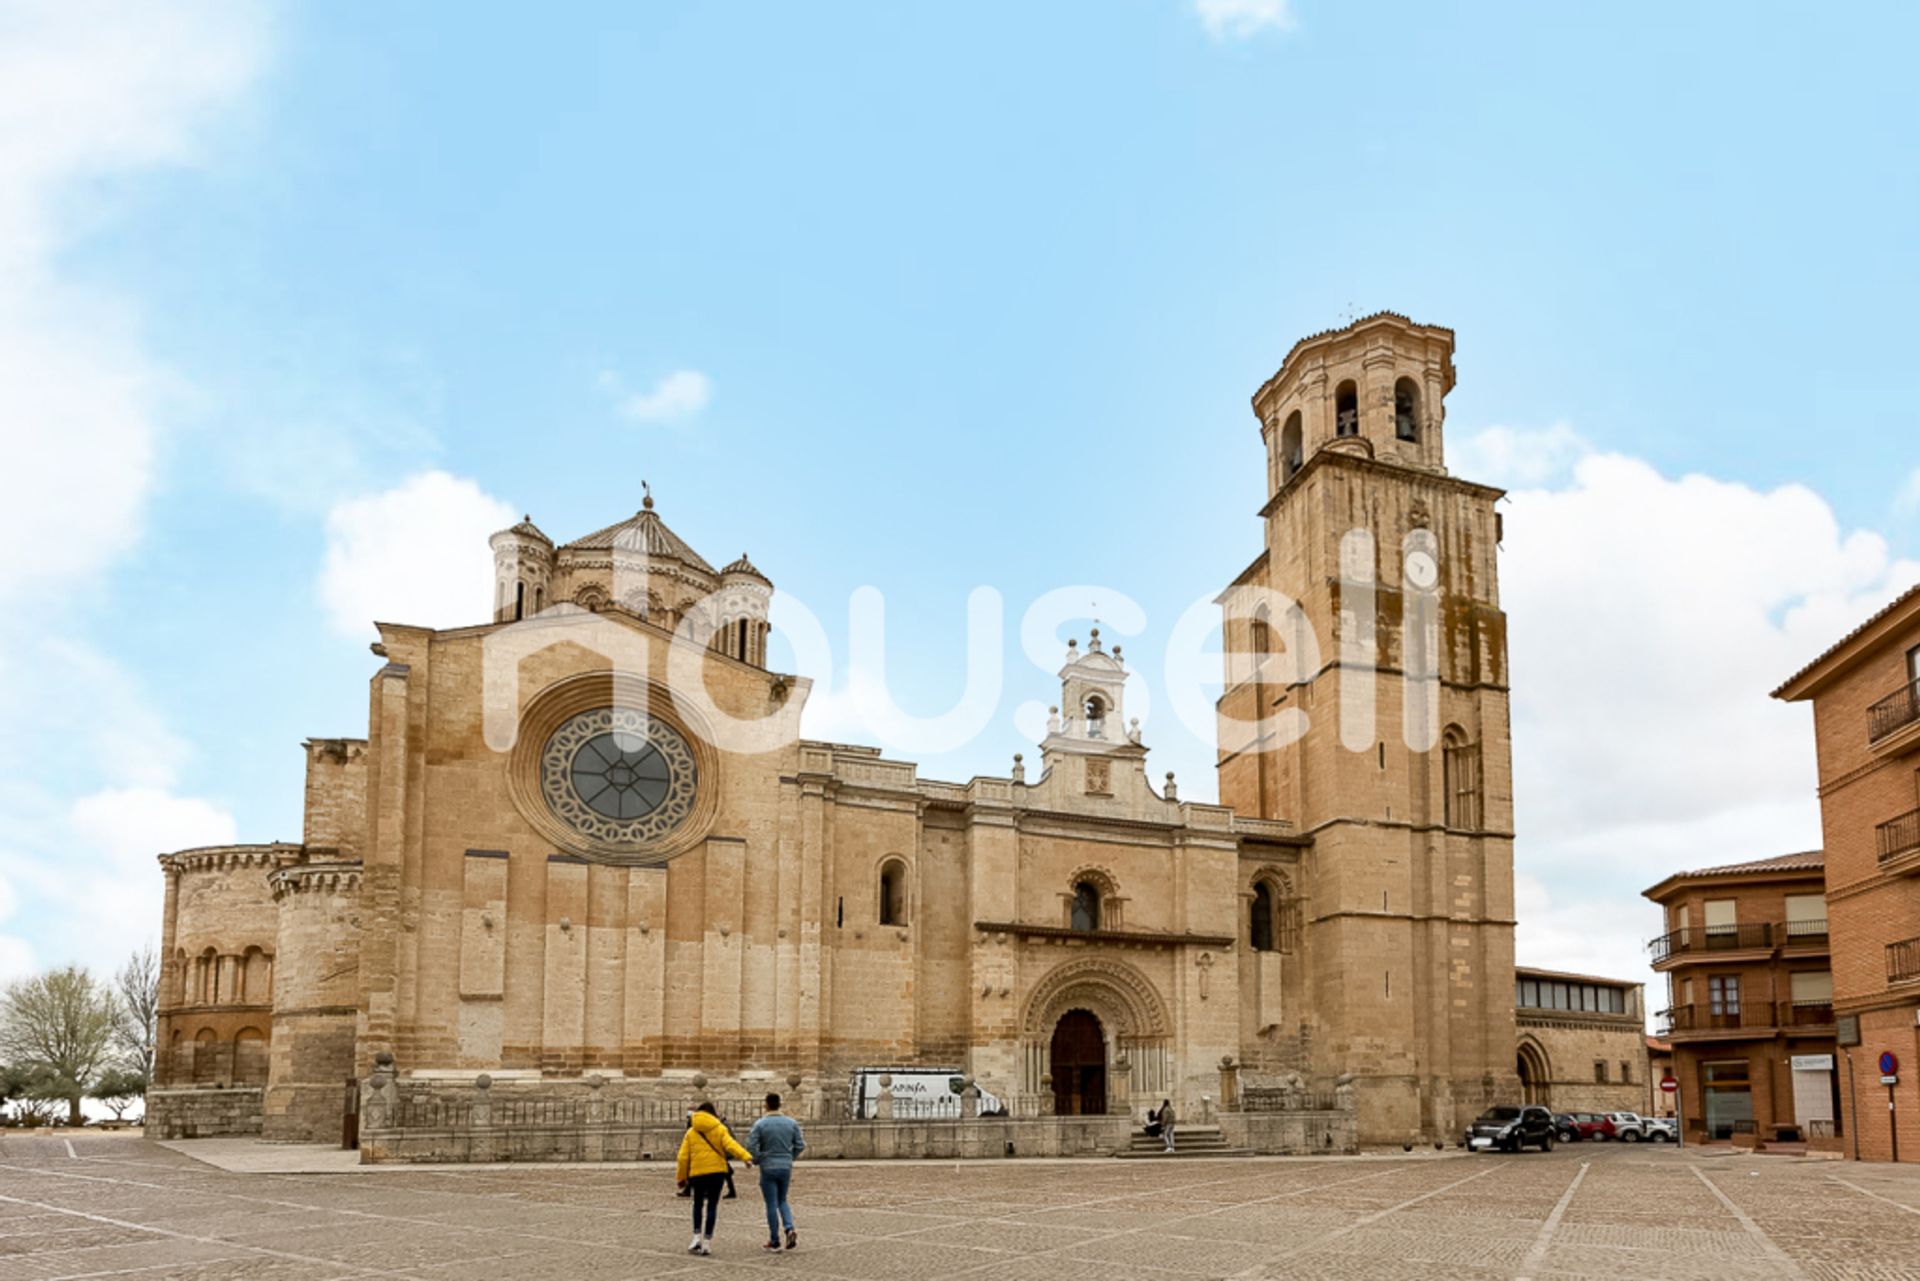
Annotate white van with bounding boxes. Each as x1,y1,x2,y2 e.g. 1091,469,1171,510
848,1068,1003,1120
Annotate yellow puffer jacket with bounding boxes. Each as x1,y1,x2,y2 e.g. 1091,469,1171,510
676,1111,752,1182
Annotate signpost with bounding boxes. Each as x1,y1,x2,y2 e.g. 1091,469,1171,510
1882,1052,1901,1163
1663,1074,1683,1148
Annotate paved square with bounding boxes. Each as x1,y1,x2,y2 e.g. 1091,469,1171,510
5,1136,1920,1280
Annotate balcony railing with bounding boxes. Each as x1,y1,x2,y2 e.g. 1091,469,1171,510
1868,679,1920,743
1658,1003,1775,1034
1781,918,1830,945
1649,923,1773,962
1877,807,1920,864
1777,999,1835,1028
1890,935,1920,986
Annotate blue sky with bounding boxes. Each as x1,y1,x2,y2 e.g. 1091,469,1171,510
3,0,1918,1002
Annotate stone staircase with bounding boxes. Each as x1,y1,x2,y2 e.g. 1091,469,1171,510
1115,1126,1252,1159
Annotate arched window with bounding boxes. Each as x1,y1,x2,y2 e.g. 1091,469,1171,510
1251,605,1272,658
1070,881,1101,932
1394,377,1420,442
878,859,908,927
1083,695,1107,740
1250,881,1276,952
1443,726,1483,830
1334,381,1359,437
1280,411,1304,480
514,581,526,621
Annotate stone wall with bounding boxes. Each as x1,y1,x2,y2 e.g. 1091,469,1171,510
1218,1108,1356,1155
145,1087,264,1139
264,862,364,1142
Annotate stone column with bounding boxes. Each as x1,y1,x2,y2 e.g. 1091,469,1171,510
472,1073,496,1163
875,1073,893,1120
1040,1074,1056,1117
584,1074,606,1162
961,1082,979,1120
1110,1056,1133,1116
1218,1056,1240,1113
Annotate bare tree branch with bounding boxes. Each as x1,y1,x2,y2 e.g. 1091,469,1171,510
113,945,160,1075
0,967,117,1125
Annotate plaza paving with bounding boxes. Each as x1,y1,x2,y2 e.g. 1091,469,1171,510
4,1135,1920,1281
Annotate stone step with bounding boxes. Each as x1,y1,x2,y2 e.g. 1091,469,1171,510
1115,1146,1253,1159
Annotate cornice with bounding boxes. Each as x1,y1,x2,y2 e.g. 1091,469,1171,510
269,861,365,900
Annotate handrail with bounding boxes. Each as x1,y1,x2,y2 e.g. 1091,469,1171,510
1868,679,1920,743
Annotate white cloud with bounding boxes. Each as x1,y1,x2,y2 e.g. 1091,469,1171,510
1448,422,1591,490
320,470,516,637
0,1,266,977
0,0,269,599
1193,0,1296,40
603,368,712,424
1470,427,1920,1010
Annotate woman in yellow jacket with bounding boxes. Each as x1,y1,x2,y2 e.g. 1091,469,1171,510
677,1103,753,1255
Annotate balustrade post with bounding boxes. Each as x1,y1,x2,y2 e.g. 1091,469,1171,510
472,1073,496,1163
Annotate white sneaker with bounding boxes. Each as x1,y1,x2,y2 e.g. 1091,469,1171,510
689,1235,704,1254
698,1237,713,1256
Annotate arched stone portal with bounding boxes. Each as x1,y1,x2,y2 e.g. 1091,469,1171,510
1020,957,1173,1109
1517,1037,1551,1106
1050,1010,1107,1116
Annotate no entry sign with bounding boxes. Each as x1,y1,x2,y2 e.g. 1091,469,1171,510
1660,1075,1678,1094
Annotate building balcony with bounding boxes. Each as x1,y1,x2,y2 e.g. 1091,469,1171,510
1877,807,1920,876
1780,919,1830,949
1649,923,1773,969
1889,935,1920,987
1867,678,1920,752
1658,1003,1776,1040
1776,999,1836,1030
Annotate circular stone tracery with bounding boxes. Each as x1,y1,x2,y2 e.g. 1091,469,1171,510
541,708,697,845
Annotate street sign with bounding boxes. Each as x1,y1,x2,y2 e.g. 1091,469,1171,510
1883,1075,1900,1087
1837,1014,1861,1047
1660,1076,1679,1094
1881,1051,1900,1076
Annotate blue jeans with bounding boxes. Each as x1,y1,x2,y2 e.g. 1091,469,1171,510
759,1167,795,1242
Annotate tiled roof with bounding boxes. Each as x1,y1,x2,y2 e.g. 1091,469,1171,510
1773,580,1920,698
720,553,770,584
1674,850,1824,880
562,502,716,574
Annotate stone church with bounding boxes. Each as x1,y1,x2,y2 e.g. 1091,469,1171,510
151,313,1518,1147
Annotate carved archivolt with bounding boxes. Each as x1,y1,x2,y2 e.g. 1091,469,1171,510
1022,956,1171,1042
1066,863,1120,897
1246,864,1295,898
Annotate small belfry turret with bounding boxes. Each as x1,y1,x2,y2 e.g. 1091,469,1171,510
1039,629,1147,797
489,516,553,622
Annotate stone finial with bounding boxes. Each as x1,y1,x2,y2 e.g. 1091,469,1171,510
786,1072,803,1090
1165,771,1178,800
586,1073,605,1090
1011,752,1026,783
692,1073,709,1090
474,1073,493,1092
1088,627,1102,653
1113,645,1123,661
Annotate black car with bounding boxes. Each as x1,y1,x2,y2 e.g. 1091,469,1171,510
1550,1112,1581,1143
1465,1105,1555,1153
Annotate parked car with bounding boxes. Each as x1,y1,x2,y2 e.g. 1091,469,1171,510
1465,1105,1556,1153
1642,1117,1678,1143
1606,1112,1649,1142
1551,1112,1582,1143
1571,1112,1616,1141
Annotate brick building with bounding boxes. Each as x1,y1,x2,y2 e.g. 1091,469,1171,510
1512,966,1646,1114
1774,583,1920,1162
1646,1036,1674,1118
151,313,1520,1149
1643,852,1837,1144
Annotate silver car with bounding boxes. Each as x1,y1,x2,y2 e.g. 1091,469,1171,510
1641,1116,1678,1143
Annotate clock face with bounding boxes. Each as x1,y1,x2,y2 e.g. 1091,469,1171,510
1405,550,1438,590
541,708,698,846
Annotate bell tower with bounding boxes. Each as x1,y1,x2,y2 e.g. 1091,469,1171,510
1215,313,1517,1145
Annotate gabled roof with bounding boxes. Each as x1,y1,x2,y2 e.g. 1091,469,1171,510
1773,581,1920,700
561,498,716,574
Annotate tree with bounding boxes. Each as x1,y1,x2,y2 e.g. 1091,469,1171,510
89,1065,149,1121
0,1062,65,1126
0,967,117,1126
113,946,160,1077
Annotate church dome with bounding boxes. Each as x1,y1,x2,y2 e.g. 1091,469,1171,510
720,553,770,586
561,494,717,574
